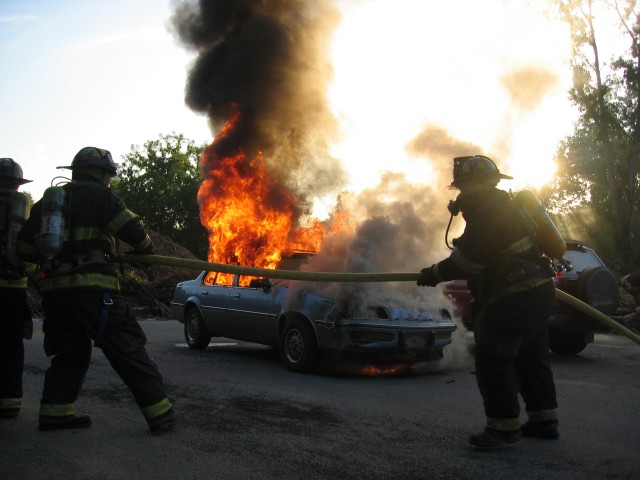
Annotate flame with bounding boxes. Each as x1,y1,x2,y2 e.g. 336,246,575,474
330,362,411,376
198,109,353,285
355,363,410,376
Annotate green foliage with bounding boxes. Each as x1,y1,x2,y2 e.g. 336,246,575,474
542,0,640,272
21,190,34,206
112,133,208,259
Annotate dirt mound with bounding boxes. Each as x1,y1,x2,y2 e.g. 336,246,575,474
118,230,202,318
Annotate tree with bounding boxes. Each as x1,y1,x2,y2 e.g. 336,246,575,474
112,133,208,259
543,0,640,272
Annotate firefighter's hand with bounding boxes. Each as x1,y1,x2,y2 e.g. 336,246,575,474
417,266,439,287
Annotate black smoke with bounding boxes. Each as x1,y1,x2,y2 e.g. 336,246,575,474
171,0,347,214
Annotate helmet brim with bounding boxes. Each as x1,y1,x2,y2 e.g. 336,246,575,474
0,173,32,184
448,172,513,189
57,164,119,174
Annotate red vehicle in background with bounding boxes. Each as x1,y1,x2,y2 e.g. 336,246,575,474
443,240,619,355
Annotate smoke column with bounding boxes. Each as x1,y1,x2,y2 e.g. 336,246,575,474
171,0,346,216
172,0,474,369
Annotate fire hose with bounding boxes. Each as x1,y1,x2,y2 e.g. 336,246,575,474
120,254,640,346
554,289,640,346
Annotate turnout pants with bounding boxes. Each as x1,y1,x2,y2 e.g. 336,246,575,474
473,281,558,431
40,290,172,422
0,288,30,415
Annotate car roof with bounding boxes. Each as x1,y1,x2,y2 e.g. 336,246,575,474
564,239,595,250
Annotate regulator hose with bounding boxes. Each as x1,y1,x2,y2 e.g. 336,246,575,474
120,254,640,346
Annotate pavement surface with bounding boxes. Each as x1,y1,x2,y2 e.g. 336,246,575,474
2,319,639,480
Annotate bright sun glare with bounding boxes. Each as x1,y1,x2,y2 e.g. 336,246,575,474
328,0,575,194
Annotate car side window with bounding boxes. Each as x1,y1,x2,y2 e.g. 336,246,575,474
239,276,270,288
203,271,218,285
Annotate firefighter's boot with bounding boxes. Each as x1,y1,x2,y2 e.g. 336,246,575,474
469,427,521,449
147,407,176,435
522,420,559,439
39,414,92,431
0,408,20,418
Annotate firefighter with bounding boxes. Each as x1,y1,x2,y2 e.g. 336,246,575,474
0,158,33,419
417,155,559,449
17,147,175,434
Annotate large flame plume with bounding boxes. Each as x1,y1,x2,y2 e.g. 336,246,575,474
198,107,352,284
172,0,347,280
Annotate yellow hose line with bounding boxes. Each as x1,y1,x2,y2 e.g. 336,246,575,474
555,289,640,346
119,254,420,282
120,254,640,346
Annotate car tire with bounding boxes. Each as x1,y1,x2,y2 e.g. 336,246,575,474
577,266,618,315
549,330,588,355
184,307,211,350
280,318,319,373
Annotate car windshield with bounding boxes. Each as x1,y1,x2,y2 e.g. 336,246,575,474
562,247,602,273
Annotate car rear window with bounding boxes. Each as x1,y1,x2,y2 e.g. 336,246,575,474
562,248,603,273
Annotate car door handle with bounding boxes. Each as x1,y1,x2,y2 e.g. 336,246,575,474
231,293,241,298
201,291,208,296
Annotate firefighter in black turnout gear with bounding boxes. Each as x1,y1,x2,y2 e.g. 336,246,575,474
417,155,559,449
17,147,175,434
0,158,33,419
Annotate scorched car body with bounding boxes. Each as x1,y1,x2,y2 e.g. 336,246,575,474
170,269,457,373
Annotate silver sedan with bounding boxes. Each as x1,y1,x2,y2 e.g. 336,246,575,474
171,270,457,373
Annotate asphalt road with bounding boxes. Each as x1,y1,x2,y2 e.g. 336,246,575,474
2,319,639,480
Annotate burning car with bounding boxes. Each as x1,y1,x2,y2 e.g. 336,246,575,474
170,253,457,373
443,240,619,355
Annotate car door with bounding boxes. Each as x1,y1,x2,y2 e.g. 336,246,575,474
196,271,232,334
222,275,278,343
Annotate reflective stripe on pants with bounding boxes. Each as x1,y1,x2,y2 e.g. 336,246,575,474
0,397,22,411
487,416,521,432
40,403,75,417
142,397,173,420
527,408,558,422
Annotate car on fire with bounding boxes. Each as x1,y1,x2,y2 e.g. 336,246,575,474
443,240,619,355
170,252,457,372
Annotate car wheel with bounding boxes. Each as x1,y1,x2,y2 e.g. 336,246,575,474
577,266,618,315
184,307,211,350
548,330,588,355
280,318,319,373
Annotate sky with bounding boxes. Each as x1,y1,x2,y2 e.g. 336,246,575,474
1,0,612,206
1,0,211,200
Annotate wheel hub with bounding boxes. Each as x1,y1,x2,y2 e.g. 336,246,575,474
286,329,304,363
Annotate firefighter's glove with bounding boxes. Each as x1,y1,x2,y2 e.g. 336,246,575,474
417,265,439,287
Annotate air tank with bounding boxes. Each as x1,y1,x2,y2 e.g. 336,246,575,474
4,192,31,266
513,190,566,259
37,186,66,260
